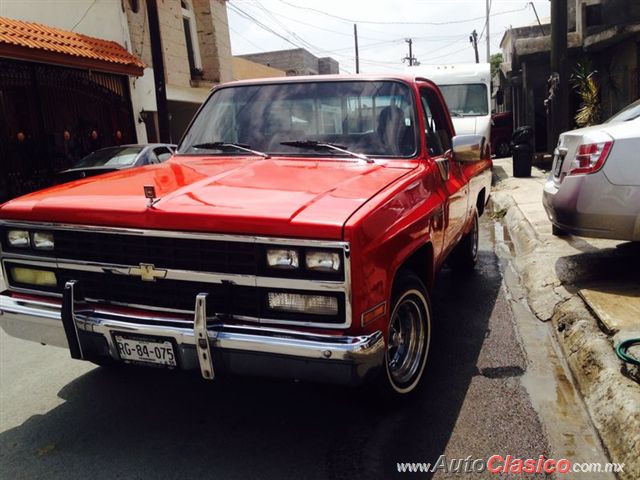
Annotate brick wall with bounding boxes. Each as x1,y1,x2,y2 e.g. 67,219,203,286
125,0,232,87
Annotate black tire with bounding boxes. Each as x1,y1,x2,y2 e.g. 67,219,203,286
552,224,569,236
448,211,479,272
496,141,510,158
375,272,431,398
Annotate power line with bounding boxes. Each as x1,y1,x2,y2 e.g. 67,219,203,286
227,3,302,49
71,0,99,31
276,0,526,26
229,2,354,72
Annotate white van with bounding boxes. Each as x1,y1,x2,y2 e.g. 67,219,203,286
406,63,492,148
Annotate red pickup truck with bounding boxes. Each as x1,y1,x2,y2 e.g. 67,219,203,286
0,75,491,397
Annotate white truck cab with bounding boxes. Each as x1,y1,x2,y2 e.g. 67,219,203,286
406,63,492,150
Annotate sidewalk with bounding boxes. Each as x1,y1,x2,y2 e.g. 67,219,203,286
490,158,640,480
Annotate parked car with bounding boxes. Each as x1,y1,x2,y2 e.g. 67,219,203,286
491,111,513,158
543,99,640,240
0,74,492,397
56,144,176,183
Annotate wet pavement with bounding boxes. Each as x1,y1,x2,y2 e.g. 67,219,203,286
0,217,600,479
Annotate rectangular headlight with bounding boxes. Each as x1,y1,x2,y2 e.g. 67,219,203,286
33,231,54,250
7,230,30,248
266,249,299,269
267,292,338,316
10,267,57,287
305,251,341,272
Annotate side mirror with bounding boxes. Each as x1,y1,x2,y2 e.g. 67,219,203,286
452,134,485,163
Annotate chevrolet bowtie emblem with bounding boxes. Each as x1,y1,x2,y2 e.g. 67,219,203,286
128,263,167,282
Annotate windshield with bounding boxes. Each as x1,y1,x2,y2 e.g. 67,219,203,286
179,81,418,158
439,83,489,116
606,99,640,123
73,147,143,168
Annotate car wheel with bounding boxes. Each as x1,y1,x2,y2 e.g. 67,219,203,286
448,210,479,272
552,224,569,236
496,141,510,158
376,272,431,398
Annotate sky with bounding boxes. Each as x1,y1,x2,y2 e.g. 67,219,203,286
227,0,551,74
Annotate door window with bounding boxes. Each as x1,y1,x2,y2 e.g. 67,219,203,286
420,87,453,157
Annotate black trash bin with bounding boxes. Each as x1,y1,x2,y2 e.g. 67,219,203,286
511,126,533,178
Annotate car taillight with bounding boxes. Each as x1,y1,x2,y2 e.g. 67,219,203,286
568,141,612,175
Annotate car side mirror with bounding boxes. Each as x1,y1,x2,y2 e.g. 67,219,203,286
452,134,485,163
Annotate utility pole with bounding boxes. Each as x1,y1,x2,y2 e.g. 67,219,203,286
485,0,491,62
354,24,360,74
146,0,171,143
549,0,568,149
470,30,479,63
402,38,418,66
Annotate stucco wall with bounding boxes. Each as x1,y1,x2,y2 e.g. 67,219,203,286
232,57,285,80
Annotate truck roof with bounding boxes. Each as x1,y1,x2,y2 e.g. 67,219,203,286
220,73,421,87
405,63,491,84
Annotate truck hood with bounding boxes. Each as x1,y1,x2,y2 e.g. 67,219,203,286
0,156,415,239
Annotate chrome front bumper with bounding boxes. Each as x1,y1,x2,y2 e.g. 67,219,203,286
0,288,385,386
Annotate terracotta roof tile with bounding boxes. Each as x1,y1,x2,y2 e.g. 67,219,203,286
0,16,145,74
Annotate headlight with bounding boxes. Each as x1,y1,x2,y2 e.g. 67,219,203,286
10,267,57,287
33,231,54,250
266,249,299,269
7,230,30,248
267,292,338,316
305,251,341,273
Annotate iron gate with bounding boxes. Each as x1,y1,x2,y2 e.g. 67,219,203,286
0,58,136,202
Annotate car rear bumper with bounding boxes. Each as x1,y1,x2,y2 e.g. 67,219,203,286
542,172,640,241
0,290,385,386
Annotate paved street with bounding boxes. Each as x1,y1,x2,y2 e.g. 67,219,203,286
0,217,608,479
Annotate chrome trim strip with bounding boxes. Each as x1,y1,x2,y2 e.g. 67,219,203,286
2,256,346,291
0,220,348,248
194,293,214,380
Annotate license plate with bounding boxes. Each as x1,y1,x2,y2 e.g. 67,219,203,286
553,155,563,177
114,334,177,367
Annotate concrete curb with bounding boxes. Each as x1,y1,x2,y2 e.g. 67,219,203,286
490,192,640,479
553,298,640,480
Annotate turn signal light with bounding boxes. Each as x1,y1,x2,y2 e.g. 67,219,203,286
10,267,57,287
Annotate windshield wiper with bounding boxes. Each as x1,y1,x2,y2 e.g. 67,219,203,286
191,142,270,159
280,140,373,163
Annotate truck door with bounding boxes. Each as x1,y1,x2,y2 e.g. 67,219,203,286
419,85,469,253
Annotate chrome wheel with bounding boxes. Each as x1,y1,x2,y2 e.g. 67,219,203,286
386,289,429,392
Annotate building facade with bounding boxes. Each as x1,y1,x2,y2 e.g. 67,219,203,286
0,17,144,202
1,0,233,144
237,48,339,76
497,0,640,153
0,0,234,201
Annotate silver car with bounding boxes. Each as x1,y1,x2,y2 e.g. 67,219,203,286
543,100,640,241
56,143,176,184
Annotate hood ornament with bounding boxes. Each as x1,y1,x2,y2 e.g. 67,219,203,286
143,185,160,208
